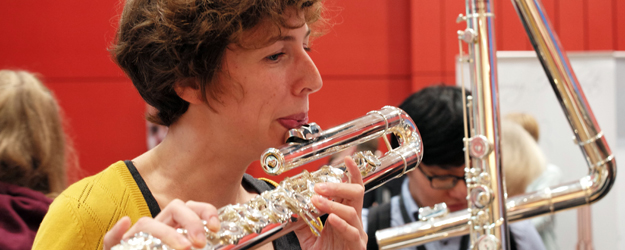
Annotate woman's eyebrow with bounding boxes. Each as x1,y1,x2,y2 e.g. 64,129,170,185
279,28,311,42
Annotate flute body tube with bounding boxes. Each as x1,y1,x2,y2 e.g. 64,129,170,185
113,106,424,250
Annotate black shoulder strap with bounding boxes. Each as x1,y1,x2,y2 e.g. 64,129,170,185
366,202,392,250
243,174,274,192
124,160,161,217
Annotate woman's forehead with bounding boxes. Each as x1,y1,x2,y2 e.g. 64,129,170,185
235,9,308,48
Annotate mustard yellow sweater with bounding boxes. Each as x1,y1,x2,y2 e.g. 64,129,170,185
32,161,152,250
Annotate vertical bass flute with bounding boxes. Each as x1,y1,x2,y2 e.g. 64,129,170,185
375,0,616,249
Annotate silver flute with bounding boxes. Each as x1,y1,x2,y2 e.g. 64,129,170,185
113,106,423,250
375,0,616,249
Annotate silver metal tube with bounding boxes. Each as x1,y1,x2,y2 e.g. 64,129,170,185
376,211,470,250
260,106,420,176
375,0,616,249
508,0,616,217
378,164,613,250
464,0,510,248
113,106,424,250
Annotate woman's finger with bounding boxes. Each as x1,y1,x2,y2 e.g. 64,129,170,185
325,213,367,250
312,195,363,231
344,156,364,186
185,200,221,232
103,216,131,250
154,199,207,247
122,217,192,250
314,182,365,203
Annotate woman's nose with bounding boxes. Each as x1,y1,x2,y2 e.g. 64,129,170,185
293,51,323,96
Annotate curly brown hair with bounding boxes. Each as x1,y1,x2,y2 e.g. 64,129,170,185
112,0,325,126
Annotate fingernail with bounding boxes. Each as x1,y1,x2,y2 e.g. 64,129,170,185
315,183,327,192
314,195,326,206
208,217,221,232
178,235,192,248
195,230,206,244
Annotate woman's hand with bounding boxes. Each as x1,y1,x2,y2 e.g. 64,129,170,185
295,156,367,250
103,200,220,250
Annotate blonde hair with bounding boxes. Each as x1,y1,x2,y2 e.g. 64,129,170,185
504,112,540,142
501,120,546,196
0,70,68,197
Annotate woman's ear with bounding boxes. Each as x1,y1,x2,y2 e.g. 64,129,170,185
174,78,203,104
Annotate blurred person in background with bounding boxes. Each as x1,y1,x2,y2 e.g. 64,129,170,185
500,119,546,197
0,70,74,249
505,112,562,250
364,85,545,250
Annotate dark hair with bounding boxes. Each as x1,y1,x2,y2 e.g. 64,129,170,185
395,85,469,168
112,0,325,126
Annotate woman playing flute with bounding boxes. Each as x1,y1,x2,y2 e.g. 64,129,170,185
33,1,367,249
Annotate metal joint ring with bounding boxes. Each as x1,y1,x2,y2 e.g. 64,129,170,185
574,131,604,146
389,150,408,176
367,110,390,132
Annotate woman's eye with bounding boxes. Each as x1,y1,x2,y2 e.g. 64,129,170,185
266,52,285,61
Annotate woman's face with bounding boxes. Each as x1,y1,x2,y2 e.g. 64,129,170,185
208,11,323,156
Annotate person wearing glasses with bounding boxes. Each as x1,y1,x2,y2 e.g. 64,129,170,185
363,85,545,250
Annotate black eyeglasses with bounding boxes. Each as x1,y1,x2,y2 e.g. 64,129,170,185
418,165,465,190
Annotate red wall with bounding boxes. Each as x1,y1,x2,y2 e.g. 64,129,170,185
1,0,624,183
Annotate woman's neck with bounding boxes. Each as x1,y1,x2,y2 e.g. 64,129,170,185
133,118,260,209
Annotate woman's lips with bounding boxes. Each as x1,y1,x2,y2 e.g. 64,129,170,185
278,112,309,129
